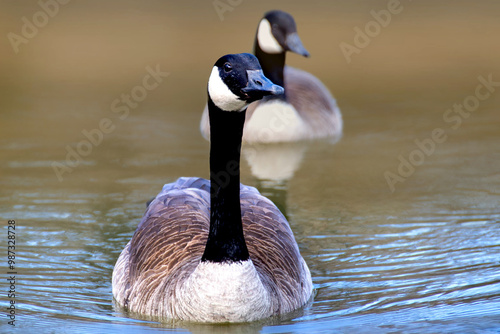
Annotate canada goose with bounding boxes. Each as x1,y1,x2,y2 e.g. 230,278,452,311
112,53,313,323
200,10,342,143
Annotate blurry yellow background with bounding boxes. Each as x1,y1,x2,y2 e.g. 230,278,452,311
2,0,499,113
0,0,499,191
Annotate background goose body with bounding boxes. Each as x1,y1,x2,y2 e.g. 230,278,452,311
200,10,342,143
244,65,342,142
112,54,313,322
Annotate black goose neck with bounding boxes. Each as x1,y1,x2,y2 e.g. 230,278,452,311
254,40,286,89
201,99,250,263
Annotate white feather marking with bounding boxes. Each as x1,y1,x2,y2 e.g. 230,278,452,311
175,260,273,322
257,19,283,54
208,66,247,112
244,100,307,143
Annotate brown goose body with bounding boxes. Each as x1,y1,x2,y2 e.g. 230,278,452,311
112,177,312,321
243,65,342,143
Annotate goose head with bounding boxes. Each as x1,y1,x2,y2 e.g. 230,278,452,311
208,53,284,112
256,10,310,57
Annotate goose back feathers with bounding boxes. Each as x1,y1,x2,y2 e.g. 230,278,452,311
112,177,312,322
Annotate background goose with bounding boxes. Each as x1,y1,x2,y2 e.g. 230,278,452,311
112,53,313,323
200,10,342,143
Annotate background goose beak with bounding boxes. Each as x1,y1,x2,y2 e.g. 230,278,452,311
242,70,284,100
286,32,310,57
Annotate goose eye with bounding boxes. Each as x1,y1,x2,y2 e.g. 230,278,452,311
223,63,232,72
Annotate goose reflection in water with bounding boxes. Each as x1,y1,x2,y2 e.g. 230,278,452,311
242,135,341,219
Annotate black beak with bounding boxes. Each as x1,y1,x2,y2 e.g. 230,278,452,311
241,70,284,101
286,32,310,57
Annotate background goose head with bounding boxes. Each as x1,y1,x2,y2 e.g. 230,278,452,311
255,10,310,57
207,53,284,112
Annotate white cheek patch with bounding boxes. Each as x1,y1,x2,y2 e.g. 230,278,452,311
257,19,283,54
208,67,247,112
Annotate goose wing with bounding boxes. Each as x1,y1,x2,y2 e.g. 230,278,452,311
113,177,311,314
240,184,313,313
112,177,211,312
284,65,342,138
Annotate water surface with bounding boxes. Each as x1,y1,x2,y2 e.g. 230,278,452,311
1,1,500,333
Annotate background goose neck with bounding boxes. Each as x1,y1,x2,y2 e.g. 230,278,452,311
254,41,286,88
